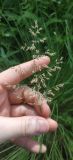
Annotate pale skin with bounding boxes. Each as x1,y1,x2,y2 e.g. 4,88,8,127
0,56,58,153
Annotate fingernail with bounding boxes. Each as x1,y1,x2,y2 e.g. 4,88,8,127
41,56,50,64
39,144,47,153
47,118,58,131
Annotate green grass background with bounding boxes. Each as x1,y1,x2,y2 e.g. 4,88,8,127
0,0,73,160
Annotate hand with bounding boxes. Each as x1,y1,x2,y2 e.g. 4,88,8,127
0,56,58,153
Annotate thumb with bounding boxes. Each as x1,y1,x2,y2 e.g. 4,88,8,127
0,116,58,143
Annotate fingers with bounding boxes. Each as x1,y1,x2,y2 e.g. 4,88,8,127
9,86,51,118
11,104,38,117
47,118,58,131
0,56,50,85
0,116,58,143
12,136,47,153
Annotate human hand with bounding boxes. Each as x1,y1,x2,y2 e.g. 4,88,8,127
0,56,58,153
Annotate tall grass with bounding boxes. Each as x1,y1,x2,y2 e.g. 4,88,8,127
0,0,73,160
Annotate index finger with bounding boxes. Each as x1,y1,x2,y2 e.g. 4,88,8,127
0,56,50,85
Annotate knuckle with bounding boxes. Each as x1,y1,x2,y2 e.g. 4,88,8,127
20,117,27,136
32,59,39,73
18,117,41,136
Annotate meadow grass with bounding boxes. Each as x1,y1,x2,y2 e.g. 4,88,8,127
0,0,73,160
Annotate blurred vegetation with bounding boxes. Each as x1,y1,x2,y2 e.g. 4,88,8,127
0,0,73,160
